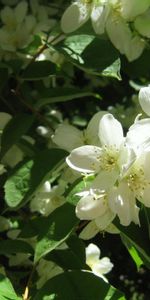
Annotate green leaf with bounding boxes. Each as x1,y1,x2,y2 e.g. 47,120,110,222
0,239,34,255
4,149,67,208
35,87,99,108
4,159,34,208
34,203,78,263
33,270,125,300
0,114,34,159
0,273,20,300
56,35,121,79
66,178,87,206
22,61,56,80
114,206,150,269
45,235,86,270
121,235,143,269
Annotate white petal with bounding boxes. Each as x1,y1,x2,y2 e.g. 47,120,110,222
91,5,109,35
106,13,132,55
99,113,124,147
1,7,13,25
91,170,119,190
139,86,150,116
108,182,140,226
66,145,101,173
79,221,99,240
15,1,28,23
92,257,113,277
95,209,115,230
76,192,108,220
86,111,107,146
134,10,150,38
52,123,84,152
86,243,100,264
105,223,120,234
118,145,136,177
126,118,150,154
126,36,145,62
120,0,150,20
61,3,90,34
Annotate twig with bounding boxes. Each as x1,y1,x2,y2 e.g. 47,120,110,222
23,264,37,300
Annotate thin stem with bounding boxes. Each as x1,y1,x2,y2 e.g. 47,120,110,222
23,264,37,300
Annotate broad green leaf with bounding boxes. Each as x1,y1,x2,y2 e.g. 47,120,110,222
0,273,20,300
4,159,34,208
4,149,67,208
22,61,56,80
0,239,34,255
33,270,125,300
56,35,121,79
45,235,86,270
34,203,78,263
34,87,99,108
0,114,34,159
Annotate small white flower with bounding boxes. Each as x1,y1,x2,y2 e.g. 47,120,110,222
86,243,113,280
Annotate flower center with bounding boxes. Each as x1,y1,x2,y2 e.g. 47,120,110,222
98,145,119,171
127,166,150,198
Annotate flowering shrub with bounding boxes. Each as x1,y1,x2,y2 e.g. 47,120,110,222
0,0,150,299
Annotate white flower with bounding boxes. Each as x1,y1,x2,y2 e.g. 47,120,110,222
108,150,150,225
138,85,150,116
1,1,28,30
108,181,140,226
75,169,117,222
76,189,111,220
106,12,145,61
30,180,65,215
66,113,133,175
86,243,113,280
52,123,84,152
126,117,150,155
61,0,109,34
52,111,107,152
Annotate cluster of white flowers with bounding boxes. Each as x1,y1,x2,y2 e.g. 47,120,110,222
0,0,56,61
52,85,150,237
61,0,150,61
